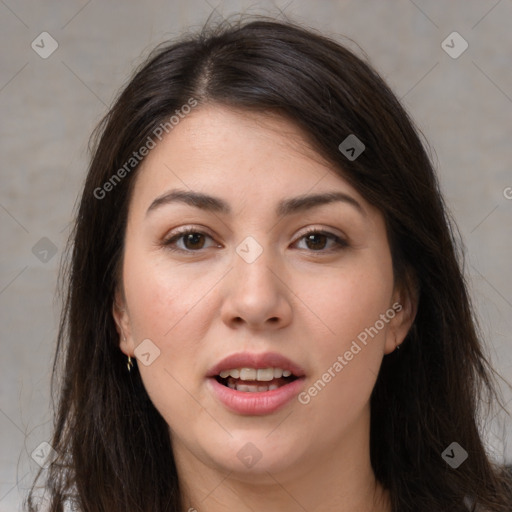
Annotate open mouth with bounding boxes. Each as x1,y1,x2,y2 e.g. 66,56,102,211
214,368,299,393
208,362,306,414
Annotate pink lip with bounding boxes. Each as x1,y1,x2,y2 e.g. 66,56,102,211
206,351,306,415
206,351,306,378
207,375,306,415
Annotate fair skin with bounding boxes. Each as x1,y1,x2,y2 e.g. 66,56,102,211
113,105,416,512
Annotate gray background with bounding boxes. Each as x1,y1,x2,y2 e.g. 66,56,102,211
1,1,511,509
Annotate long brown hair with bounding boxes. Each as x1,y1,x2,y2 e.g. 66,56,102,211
26,16,512,512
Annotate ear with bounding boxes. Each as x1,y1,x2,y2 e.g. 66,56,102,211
112,287,134,357
383,275,419,355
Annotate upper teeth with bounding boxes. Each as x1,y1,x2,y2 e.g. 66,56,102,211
218,368,293,381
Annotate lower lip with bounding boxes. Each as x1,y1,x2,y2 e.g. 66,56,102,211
207,377,305,415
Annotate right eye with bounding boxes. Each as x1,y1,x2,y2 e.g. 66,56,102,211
162,228,218,253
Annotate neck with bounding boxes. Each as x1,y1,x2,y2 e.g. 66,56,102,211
178,459,391,512
173,412,391,512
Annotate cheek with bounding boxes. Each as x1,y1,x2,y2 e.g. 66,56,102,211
121,244,210,386
122,251,212,422
303,254,394,405
125,268,182,339
317,253,394,347
123,243,211,340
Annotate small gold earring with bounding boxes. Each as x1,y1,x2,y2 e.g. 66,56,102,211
127,355,134,372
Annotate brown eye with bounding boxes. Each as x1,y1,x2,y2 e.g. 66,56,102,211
162,228,348,254
295,230,348,252
163,229,216,252
304,233,329,251
181,232,207,250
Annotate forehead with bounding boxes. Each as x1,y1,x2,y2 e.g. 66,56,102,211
128,105,367,216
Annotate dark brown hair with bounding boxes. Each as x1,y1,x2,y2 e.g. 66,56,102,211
26,15,512,512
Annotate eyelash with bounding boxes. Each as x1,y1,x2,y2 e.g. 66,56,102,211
161,227,348,255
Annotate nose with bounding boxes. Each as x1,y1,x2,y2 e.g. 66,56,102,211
219,241,293,331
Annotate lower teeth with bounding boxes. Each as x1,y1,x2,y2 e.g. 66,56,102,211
217,375,294,392
228,382,280,392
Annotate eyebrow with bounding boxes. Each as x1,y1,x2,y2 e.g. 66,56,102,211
146,188,366,218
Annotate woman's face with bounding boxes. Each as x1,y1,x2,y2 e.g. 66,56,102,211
114,105,414,481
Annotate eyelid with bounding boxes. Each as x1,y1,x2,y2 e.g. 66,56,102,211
296,225,347,241
162,225,218,250
161,225,349,253
295,227,349,251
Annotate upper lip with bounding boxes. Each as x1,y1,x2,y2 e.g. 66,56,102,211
206,352,306,378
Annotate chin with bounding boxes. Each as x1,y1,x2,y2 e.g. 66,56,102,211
199,434,304,477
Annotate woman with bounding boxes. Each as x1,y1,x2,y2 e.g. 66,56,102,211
26,16,512,512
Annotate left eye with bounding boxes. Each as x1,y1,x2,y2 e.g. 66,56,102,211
295,230,348,252
162,228,347,253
